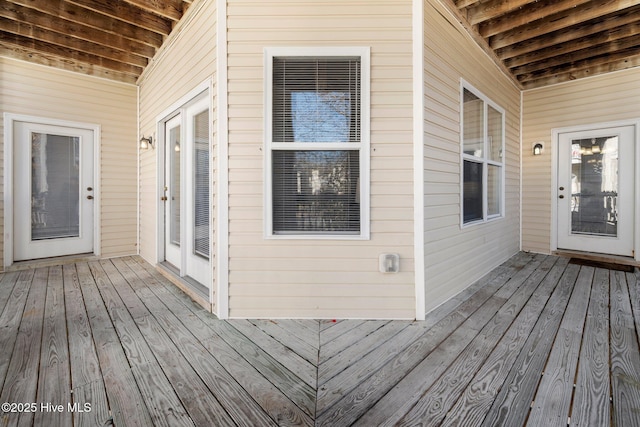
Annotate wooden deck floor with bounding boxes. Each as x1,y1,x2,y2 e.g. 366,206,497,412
1,253,639,426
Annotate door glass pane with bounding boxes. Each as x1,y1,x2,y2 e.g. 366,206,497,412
170,125,181,246
193,110,209,258
31,132,80,240
570,136,618,237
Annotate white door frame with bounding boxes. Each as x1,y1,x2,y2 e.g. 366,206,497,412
551,119,640,262
3,113,101,269
155,81,212,293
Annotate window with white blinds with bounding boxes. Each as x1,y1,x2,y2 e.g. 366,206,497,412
193,109,209,257
266,48,369,237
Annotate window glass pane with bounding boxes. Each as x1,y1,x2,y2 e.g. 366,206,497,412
463,160,483,223
272,150,360,233
487,105,502,162
463,89,483,157
272,57,360,143
193,109,209,258
31,133,80,240
488,164,500,216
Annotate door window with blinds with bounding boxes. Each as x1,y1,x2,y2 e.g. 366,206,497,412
265,47,370,238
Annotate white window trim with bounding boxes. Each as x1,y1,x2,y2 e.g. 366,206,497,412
460,79,506,228
263,46,371,240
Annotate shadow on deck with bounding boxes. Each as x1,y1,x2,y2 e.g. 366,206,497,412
0,253,639,426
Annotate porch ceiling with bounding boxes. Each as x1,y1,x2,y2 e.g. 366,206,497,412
1,1,640,88
0,0,192,84
446,0,640,89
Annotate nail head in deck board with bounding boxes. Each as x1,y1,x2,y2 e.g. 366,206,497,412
610,270,640,426
571,267,611,427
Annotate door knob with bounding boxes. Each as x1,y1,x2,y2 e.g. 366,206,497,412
87,187,93,191
559,195,565,199
559,186,564,191
87,195,94,200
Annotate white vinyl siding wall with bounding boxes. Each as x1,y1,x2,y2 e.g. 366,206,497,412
521,67,640,254
137,0,217,309
0,57,137,265
422,0,521,313
227,0,414,318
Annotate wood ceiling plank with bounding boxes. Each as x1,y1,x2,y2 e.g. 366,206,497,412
466,0,538,25
517,46,640,85
0,44,138,83
6,0,164,47
455,0,482,8
505,21,640,69
0,32,143,77
496,6,640,61
0,1,157,59
479,0,592,38
521,52,640,89
511,34,640,76
67,0,173,35
487,1,640,49
120,0,185,21
0,16,148,68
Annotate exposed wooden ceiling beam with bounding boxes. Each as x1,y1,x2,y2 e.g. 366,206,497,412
511,34,640,77
0,1,157,58
120,0,185,21
505,21,640,69
466,0,537,26
67,0,173,35
521,52,640,89
6,0,164,47
1,31,143,76
0,16,148,68
487,1,640,49
0,43,138,83
496,5,640,61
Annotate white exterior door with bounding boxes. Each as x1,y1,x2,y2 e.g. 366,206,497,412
14,121,94,261
162,96,210,287
557,125,635,256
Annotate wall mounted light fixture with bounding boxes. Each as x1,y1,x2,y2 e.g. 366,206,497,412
140,136,153,150
533,142,543,156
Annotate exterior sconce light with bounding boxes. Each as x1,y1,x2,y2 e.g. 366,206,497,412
140,136,153,150
533,142,543,156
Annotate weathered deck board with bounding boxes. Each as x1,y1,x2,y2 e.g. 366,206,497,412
609,270,640,426
1,253,639,427
571,267,611,427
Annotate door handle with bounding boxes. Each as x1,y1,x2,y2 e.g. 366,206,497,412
559,195,565,199
87,187,93,191
87,195,94,200
559,186,564,191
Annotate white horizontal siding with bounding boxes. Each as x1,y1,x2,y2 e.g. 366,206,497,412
522,67,640,254
227,0,415,319
137,0,217,309
0,57,137,265
422,0,521,313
